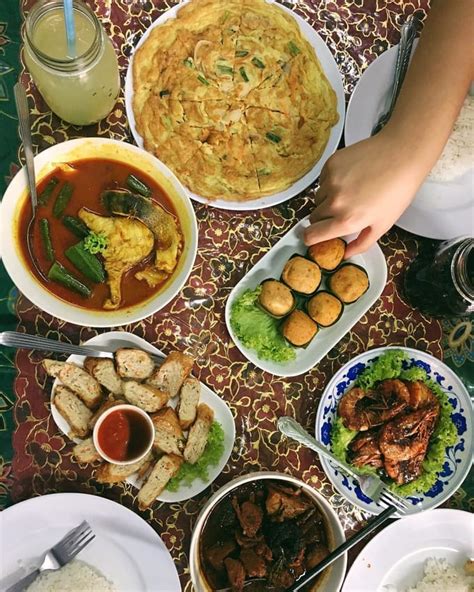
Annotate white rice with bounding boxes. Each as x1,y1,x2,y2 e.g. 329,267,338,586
383,558,474,592
26,559,116,592
427,95,474,183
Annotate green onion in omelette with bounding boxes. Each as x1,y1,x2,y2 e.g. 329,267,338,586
257,168,271,176
239,67,249,82
251,57,265,69
266,132,281,143
217,64,234,75
235,49,249,57
288,41,301,56
197,74,210,85
183,57,194,68
159,89,170,97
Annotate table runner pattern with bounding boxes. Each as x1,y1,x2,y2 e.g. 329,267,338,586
0,0,473,589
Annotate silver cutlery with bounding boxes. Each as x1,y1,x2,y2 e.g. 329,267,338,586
277,416,412,513
0,331,164,364
5,521,94,592
372,17,418,135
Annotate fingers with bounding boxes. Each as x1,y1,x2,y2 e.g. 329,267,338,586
303,217,349,246
344,227,380,258
309,198,334,224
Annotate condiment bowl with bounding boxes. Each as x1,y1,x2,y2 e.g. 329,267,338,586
92,403,155,466
189,471,347,592
0,137,198,327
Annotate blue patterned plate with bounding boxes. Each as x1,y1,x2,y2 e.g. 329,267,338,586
315,346,473,516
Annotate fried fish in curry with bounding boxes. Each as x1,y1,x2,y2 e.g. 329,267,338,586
132,0,339,201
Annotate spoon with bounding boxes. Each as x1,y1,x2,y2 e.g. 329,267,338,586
14,82,46,279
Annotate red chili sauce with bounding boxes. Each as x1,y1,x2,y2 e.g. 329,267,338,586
97,408,152,462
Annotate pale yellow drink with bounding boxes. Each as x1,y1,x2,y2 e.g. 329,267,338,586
24,0,120,125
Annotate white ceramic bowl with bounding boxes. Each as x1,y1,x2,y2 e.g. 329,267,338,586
92,403,155,465
0,137,198,327
189,471,347,592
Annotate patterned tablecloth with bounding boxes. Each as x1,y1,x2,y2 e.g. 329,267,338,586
0,0,473,589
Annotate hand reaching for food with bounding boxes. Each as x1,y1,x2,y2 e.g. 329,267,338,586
303,131,424,258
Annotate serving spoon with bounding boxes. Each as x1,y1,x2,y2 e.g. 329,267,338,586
14,82,45,279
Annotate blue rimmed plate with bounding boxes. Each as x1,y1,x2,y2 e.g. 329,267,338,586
315,346,473,516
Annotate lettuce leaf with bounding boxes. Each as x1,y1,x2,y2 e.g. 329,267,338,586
230,287,295,362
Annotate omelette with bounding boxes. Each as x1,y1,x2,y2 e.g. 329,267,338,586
133,0,339,201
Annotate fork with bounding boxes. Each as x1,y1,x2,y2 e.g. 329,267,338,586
277,416,413,514
0,331,164,365
5,521,95,592
371,16,418,135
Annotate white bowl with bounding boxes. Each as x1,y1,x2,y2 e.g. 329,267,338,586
189,471,347,592
92,403,155,465
0,137,198,327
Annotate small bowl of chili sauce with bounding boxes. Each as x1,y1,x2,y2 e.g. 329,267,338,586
93,404,155,465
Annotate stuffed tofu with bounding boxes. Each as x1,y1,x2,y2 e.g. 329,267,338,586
281,256,321,295
328,264,369,304
282,310,318,347
307,238,346,271
307,291,343,327
258,280,295,317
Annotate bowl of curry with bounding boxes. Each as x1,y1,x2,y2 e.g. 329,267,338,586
0,138,197,327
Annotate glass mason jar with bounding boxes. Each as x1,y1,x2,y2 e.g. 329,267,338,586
23,0,120,126
403,237,474,318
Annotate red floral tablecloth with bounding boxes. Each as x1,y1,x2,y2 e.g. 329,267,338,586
1,1,472,590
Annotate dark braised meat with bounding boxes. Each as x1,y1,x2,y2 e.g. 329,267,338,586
379,405,439,484
224,558,246,592
205,539,238,572
240,549,268,578
306,544,329,570
265,484,311,521
232,497,264,538
200,481,330,592
348,429,384,469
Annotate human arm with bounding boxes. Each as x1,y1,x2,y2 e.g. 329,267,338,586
304,0,474,257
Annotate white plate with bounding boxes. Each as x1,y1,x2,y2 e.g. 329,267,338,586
124,0,345,211
51,331,235,503
315,346,473,516
225,217,387,377
344,42,474,240
0,493,180,592
342,509,474,592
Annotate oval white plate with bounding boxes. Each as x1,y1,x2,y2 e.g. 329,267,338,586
225,217,387,377
345,42,474,240
124,0,345,211
315,346,473,516
0,493,180,591
0,137,198,328
342,509,474,592
51,331,236,503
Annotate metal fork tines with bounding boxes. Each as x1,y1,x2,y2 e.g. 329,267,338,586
5,521,95,592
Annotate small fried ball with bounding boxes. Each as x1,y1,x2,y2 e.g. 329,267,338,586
307,238,346,271
281,256,321,294
307,292,343,327
258,280,295,317
328,264,369,304
282,310,318,347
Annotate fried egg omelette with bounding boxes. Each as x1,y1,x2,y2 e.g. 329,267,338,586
133,0,339,201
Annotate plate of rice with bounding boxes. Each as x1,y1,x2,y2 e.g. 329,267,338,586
342,508,474,591
0,493,180,591
344,41,474,240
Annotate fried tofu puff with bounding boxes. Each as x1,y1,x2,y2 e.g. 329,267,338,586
258,280,295,317
328,264,369,304
281,256,321,295
307,238,346,271
307,291,343,327
282,310,318,347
